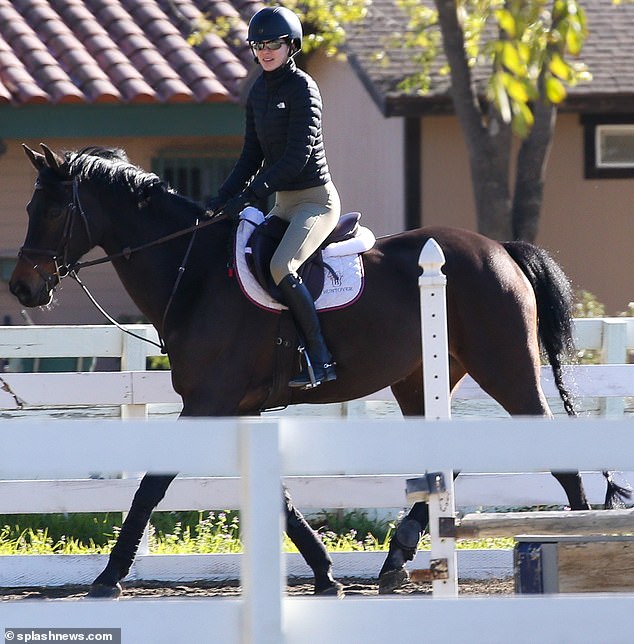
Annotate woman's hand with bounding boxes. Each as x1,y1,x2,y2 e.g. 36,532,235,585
204,195,227,216
222,189,256,220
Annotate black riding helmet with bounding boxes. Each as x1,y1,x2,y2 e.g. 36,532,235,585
247,6,303,55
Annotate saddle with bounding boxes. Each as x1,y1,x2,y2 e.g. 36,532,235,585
245,212,362,303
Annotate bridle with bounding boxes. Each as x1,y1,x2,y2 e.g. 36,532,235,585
18,177,93,293
18,173,229,353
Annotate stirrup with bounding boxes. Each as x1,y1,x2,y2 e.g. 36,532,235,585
289,349,336,389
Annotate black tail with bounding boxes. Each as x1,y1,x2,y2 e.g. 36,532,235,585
504,241,633,509
502,240,576,416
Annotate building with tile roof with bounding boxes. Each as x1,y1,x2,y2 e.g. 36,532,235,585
344,0,634,116
0,0,262,329
1,0,633,333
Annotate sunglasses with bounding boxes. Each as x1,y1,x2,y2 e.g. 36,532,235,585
252,39,287,51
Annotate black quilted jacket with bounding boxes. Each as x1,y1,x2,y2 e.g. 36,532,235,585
219,59,332,200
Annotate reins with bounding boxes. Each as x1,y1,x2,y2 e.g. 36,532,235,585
70,210,229,354
25,171,230,354
69,211,229,272
72,210,221,353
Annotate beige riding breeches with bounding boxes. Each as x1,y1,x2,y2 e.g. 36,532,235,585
268,181,341,286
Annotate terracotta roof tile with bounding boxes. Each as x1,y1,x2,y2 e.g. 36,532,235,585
0,37,42,101
0,0,257,106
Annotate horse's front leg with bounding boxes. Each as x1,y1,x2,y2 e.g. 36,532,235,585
180,389,344,596
88,473,176,598
283,488,344,597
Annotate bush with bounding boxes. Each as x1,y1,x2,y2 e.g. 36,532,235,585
573,289,605,318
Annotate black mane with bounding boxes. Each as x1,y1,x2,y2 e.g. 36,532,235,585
67,146,163,193
66,146,204,220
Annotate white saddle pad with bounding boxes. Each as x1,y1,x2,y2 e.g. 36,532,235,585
233,207,375,312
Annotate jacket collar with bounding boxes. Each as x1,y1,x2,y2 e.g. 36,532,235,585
263,59,296,86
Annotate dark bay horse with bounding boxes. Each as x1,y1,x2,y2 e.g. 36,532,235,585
10,144,627,597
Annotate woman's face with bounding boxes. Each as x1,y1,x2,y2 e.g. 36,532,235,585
254,39,290,72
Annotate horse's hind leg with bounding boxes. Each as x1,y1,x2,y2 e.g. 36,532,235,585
284,488,344,596
378,363,465,593
88,473,176,598
378,503,429,593
551,471,590,510
464,351,592,510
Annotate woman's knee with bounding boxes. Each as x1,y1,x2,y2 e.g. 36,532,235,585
271,261,293,286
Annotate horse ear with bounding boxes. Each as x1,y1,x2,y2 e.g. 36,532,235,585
22,143,46,171
39,143,64,171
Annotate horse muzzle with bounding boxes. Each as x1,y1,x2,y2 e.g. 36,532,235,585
9,259,57,307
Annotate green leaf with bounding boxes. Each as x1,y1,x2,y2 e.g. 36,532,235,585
495,9,516,37
492,74,512,123
502,73,530,102
545,76,567,103
565,25,584,55
549,52,572,80
507,91,535,139
517,101,535,128
501,42,526,76
512,113,528,139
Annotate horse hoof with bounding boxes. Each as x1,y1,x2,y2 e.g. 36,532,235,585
378,568,409,594
87,583,122,599
315,581,345,598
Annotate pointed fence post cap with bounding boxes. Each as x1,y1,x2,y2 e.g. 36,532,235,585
419,238,445,276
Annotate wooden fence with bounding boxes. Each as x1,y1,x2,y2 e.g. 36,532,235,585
2,417,634,643
1,319,634,586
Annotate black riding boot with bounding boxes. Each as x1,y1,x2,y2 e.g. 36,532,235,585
278,274,336,389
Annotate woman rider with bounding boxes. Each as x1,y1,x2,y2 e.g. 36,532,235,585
206,6,340,390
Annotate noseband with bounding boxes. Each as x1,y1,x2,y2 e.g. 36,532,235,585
18,176,93,294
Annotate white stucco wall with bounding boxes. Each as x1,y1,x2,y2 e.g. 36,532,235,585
420,115,477,230
308,53,405,237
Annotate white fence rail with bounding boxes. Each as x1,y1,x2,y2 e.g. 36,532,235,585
2,317,634,414
0,324,162,418
3,417,634,644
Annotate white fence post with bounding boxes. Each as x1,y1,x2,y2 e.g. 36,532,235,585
599,319,628,416
120,326,150,419
120,327,152,554
240,418,284,644
418,238,457,596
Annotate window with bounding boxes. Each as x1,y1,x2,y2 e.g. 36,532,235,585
582,115,634,179
596,125,634,168
152,149,239,204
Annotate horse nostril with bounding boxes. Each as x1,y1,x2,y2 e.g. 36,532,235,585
9,280,35,306
9,280,25,298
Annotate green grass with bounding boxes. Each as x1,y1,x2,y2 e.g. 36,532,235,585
0,511,514,555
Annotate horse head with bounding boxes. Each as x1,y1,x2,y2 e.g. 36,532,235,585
10,143,98,307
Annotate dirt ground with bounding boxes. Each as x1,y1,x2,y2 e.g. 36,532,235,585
0,577,514,601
